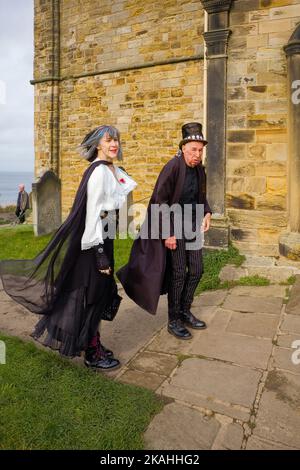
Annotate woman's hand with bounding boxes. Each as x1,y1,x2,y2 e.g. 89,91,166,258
93,244,111,273
99,267,112,275
165,236,177,250
201,213,211,232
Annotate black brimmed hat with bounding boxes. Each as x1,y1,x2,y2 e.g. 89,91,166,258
179,122,208,149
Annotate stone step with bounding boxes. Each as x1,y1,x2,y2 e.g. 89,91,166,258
220,256,300,283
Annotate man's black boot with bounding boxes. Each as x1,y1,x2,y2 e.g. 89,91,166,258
167,319,192,340
84,347,120,370
181,310,207,330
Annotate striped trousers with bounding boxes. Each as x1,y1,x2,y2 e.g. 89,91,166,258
167,238,203,321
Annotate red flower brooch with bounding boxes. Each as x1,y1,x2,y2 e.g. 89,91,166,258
119,178,126,184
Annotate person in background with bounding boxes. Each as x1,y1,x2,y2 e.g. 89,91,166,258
15,183,29,223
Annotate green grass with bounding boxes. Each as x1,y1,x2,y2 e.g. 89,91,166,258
279,275,297,286
219,275,270,290
0,333,163,450
195,244,245,294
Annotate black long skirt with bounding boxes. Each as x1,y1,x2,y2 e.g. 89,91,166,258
32,238,118,357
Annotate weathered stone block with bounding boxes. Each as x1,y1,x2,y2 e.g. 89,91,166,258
226,193,255,209
228,116,246,128
244,176,266,194
227,177,246,192
255,161,286,176
248,144,266,159
256,193,287,210
257,129,287,143
159,358,263,421
226,312,279,338
227,209,287,228
258,18,292,34
227,101,256,115
228,131,255,143
228,86,246,100
248,115,286,129
227,160,256,176
266,143,287,161
227,144,247,160
231,227,258,242
266,177,287,194
219,265,248,281
247,85,268,99
144,403,220,450
253,370,300,448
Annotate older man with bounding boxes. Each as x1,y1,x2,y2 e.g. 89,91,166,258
117,122,212,340
15,184,29,224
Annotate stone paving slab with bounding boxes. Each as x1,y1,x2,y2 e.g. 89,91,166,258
281,314,300,335
246,266,298,283
192,290,228,307
144,402,221,450
158,358,262,421
246,436,298,450
208,309,232,332
285,275,300,315
219,266,247,282
188,332,272,369
277,333,300,348
128,351,178,376
222,294,283,315
190,305,217,324
271,347,300,375
219,423,244,450
93,295,167,368
146,327,197,356
253,370,300,449
118,369,167,391
211,422,244,450
243,256,275,267
229,285,288,298
226,312,278,339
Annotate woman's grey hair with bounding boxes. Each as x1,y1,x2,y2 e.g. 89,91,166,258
78,125,123,162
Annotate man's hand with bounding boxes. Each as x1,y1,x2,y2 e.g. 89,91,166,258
201,213,211,232
165,236,177,250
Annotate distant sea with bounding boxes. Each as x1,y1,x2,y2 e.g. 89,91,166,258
0,171,35,207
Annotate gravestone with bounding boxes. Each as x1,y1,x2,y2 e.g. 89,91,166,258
32,171,61,236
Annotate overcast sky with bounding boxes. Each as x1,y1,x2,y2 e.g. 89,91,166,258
0,0,34,172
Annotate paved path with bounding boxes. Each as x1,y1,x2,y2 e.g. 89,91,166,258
1,277,300,450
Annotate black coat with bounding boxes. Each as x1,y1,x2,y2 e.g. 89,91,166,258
117,154,212,315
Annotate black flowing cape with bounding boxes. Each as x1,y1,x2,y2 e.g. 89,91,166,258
0,160,110,316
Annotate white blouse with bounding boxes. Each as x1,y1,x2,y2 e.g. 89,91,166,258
81,160,137,250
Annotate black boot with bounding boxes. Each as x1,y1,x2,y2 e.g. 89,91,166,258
181,310,207,330
167,319,192,340
84,347,120,370
96,332,113,358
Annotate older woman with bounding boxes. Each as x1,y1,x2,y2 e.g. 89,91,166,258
0,125,137,370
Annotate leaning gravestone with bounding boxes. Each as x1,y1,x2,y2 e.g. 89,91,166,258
32,171,61,236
